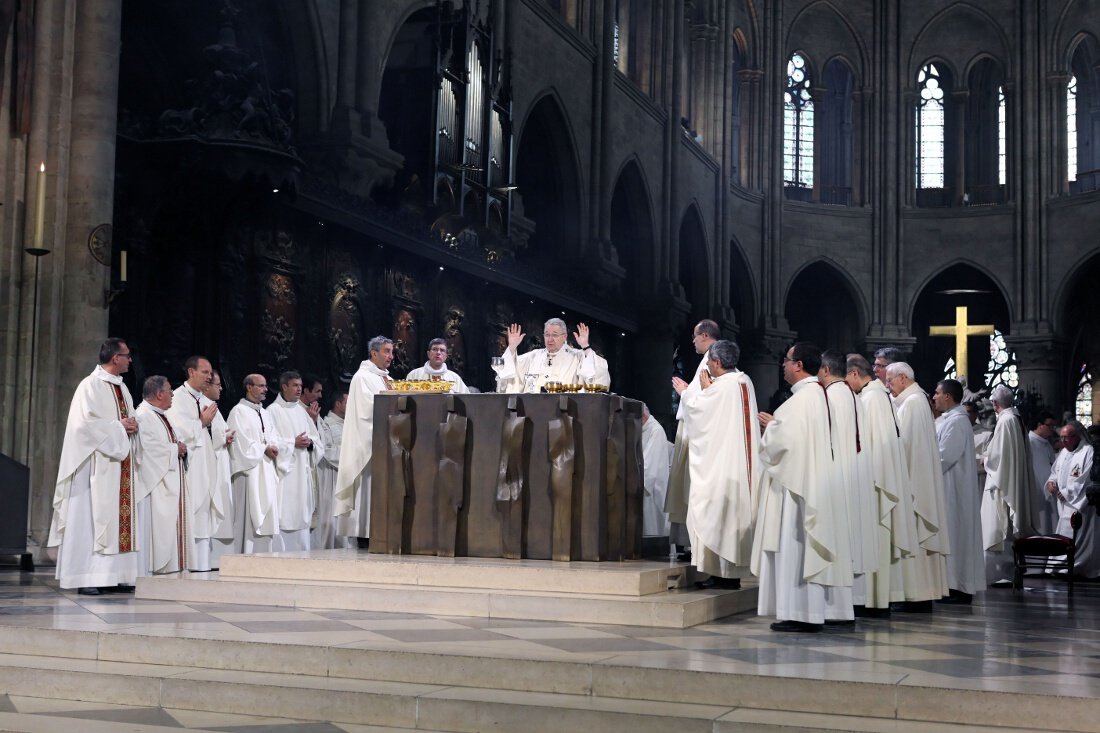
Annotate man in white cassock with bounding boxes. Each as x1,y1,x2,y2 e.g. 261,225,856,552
932,379,984,604
227,374,283,552
135,376,192,574
819,350,878,622
268,371,324,551
752,342,853,633
492,318,610,394
981,385,1036,587
1028,412,1059,535
666,319,720,552
965,402,993,492
165,356,222,570
335,336,395,544
640,404,672,537
49,338,142,595
845,354,914,616
201,370,236,565
406,339,470,393
1046,422,1100,577
683,339,759,587
316,389,349,549
886,362,949,612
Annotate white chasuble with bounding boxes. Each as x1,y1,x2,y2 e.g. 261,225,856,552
49,366,140,589
666,358,710,528
640,418,672,537
981,408,1035,583
227,399,281,551
893,382,950,601
405,363,470,393
825,380,879,578
936,405,985,594
858,379,915,608
1049,444,1100,578
166,384,219,570
1028,432,1057,535
684,371,760,576
492,346,610,394
335,361,390,538
268,396,324,551
135,402,192,573
315,412,345,549
206,407,236,567
753,377,853,624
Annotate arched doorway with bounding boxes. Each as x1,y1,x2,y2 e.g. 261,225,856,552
784,261,864,353
610,159,656,296
674,204,711,381
910,263,1011,390
1060,253,1100,424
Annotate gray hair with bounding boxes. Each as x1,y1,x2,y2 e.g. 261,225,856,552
543,318,567,334
707,339,741,370
846,353,873,378
990,384,1014,408
1064,419,1092,446
368,335,393,354
820,350,845,377
874,346,906,364
143,375,170,400
886,362,915,380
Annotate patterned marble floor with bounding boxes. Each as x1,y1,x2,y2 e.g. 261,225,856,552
0,568,1097,730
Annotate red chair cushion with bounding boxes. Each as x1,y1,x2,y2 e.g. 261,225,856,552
1014,535,1074,554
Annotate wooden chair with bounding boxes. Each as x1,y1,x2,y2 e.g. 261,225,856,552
1012,512,1082,594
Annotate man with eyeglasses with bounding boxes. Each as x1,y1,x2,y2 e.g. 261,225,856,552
1028,412,1059,535
49,338,142,595
491,318,610,394
872,346,905,385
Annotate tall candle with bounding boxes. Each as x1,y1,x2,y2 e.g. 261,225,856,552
120,250,128,283
33,163,45,249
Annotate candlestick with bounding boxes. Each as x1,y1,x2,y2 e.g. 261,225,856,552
120,250,127,283
33,163,45,250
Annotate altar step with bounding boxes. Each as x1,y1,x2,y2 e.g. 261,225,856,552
138,552,757,628
0,626,1090,733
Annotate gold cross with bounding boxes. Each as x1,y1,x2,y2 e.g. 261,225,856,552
928,306,995,380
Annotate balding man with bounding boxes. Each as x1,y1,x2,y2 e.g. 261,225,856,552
227,374,283,552
886,362,949,612
1046,421,1099,577
492,318,610,393
981,385,1035,587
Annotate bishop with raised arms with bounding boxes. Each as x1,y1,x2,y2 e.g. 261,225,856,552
492,318,610,393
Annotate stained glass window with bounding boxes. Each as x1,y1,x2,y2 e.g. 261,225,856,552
985,330,1019,391
783,53,814,187
997,86,1006,186
915,64,945,189
1068,75,1078,182
1077,365,1092,427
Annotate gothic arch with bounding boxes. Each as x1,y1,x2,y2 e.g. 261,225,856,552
783,259,866,352
378,0,439,77
1055,251,1100,409
909,3,1012,82
678,202,712,319
610,157,657,295
906,259,1014,327
514,91,585,259
963,51,1008,84
729,236,757,330
1053,246,1100,333
1054,2,1100,68
786,1,867,80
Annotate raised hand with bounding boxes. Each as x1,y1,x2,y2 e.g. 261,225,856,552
306,401,321,423
573,322,590,349
671,376,689,395
506,323,525,352
699,370,713,389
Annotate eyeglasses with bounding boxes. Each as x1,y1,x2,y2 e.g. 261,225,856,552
116,352,132,360
782,357,799,364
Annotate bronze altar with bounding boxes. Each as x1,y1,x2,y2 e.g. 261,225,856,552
370,393,645,561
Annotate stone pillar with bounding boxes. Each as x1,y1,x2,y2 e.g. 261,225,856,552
660,0,684,289
1006,336,1062,411
1049,74,1070,195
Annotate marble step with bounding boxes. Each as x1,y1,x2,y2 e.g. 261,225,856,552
0,626,1095,733
137,572,756,628
218,551,708,596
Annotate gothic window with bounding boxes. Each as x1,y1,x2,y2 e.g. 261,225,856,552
1076,365,1093,427
819,59,854,205
998,87,1007,186
964,58,1005,204
1068,75,1078,183
916,63,946,189
784,53,814,192
614,0,653,92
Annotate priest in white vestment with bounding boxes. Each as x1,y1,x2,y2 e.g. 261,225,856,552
886,363,950,611
1028,413,1059,535
684,340,759,585
335,335,396,543
932,379,984,603
268,371,325,551
981,385,1036,586
492,318,610,394
1046,422,1100,577
640,405,672,537
134,376,193,574
202,371,237,565
845,354,914,615
819,351,878,619
666,319,720,551
966,402,993,492
406,338,470,393
165,356,222,570
316,390,348,549
752,342,853,633
226,374,283,552
49,338,142,594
